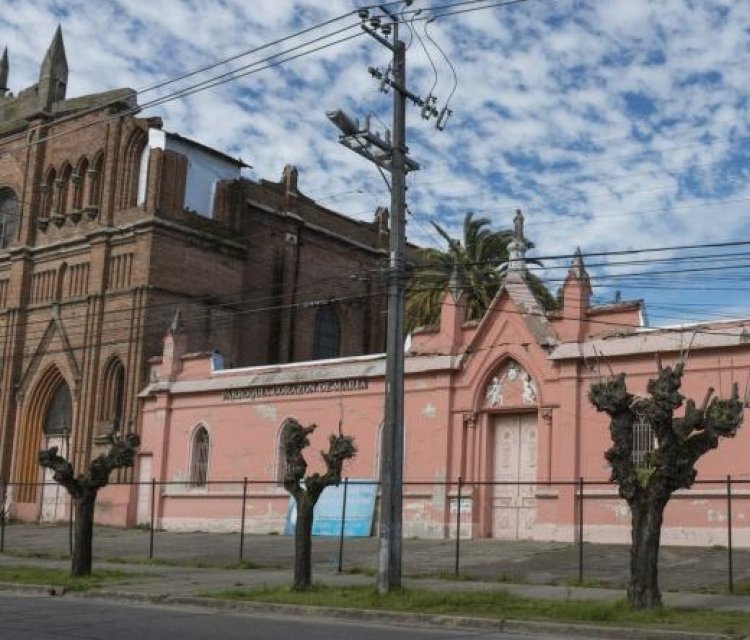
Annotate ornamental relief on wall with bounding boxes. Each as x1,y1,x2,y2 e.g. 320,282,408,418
484,360,537,408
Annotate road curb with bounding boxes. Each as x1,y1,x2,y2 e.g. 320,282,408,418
73,589,739,640
0,581,67,596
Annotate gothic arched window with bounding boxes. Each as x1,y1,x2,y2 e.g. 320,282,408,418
89,152,104,213
100,358,125,432
313,305,340,360
190,426,210,487
44,381,72,436
58,163,72,214
0,188,18,248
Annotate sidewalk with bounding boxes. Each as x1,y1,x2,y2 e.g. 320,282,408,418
2,524,750,639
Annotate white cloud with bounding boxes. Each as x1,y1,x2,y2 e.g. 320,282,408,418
1,0,748,324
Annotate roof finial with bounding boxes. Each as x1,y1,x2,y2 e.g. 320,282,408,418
570,247,589,281
513,208,524,242
507,208,528,275
0,47,8,95
448,257,464,300
168,309,183,336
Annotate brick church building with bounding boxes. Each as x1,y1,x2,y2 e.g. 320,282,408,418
0,29,390,521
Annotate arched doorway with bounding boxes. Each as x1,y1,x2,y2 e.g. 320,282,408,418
483,359,540,540
14,366,74,520
39,380,73,522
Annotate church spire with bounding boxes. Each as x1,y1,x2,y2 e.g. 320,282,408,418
38,25,68,110
0,47,8,95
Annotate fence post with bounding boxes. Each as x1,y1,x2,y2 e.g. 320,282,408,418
727,474,734,594
68,497,74,557
337,477,349,573
149,478,156,560
577,476,584,583
455,476,462,576
0,482,6,553
239,477,248,562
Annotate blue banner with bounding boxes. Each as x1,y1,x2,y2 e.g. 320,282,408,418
283,479,377,537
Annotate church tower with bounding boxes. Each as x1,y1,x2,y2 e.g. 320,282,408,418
38,26,68,110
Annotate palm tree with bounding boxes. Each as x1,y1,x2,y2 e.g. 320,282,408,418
406,211,555,331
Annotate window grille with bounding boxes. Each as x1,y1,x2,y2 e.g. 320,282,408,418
631,399,656,469
190,426,209,487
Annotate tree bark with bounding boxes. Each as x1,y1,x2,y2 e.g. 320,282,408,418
72,491,96,577
627,497,666,609
292,493,314,591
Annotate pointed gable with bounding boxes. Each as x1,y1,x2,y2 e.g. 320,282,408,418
467,272,557,352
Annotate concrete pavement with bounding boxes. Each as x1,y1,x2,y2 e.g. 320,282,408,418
2,523,750,639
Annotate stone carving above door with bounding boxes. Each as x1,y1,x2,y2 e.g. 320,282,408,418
484,360,537,408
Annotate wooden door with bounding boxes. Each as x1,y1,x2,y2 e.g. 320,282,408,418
492,413,538,539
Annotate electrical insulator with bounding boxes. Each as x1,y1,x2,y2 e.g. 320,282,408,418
436,106,453,131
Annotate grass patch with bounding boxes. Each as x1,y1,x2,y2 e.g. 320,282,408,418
6,550,69,561
562,577,605,588
95,556,263,570
210,585,750,635
342,565,376,577
0,566,134,592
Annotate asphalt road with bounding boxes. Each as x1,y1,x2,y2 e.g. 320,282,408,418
0,593,571,640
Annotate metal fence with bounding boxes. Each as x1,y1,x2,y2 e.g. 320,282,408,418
1,476,748,592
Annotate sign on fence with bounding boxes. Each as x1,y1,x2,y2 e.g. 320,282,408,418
284,479,377,537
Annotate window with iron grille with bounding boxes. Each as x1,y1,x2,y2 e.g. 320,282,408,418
631,399,655,469
190,426,209,487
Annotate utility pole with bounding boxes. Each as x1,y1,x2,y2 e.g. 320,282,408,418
378,5,407,596
327,0,451,594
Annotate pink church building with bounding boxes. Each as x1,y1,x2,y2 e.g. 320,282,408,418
124,220,750,545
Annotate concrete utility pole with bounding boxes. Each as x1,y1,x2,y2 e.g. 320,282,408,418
328,0,450,594
378,6,407,596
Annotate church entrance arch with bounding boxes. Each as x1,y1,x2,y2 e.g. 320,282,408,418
482,359,539,540
14,366,73,520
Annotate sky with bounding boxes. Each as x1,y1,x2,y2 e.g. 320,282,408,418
1,0,750,327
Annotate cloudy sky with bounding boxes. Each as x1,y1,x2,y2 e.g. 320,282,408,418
2,0,749,326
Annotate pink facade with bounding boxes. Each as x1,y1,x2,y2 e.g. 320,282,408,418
134,251,750,546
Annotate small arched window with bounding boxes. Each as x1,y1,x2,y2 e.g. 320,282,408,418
89,153,104,212
276,421,290,487
190,426,210,487
42,168,56,218
58,163,72,214
0,188,19,248
313,305,340,360
121,130,146,209
73,156,88,211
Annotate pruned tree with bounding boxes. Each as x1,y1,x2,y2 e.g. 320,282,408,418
38,433,140,577
590,361,743,609
281,418,356,591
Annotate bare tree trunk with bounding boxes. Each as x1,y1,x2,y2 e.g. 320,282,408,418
627,497,666,609
72,492,96,577
292,493,315,591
